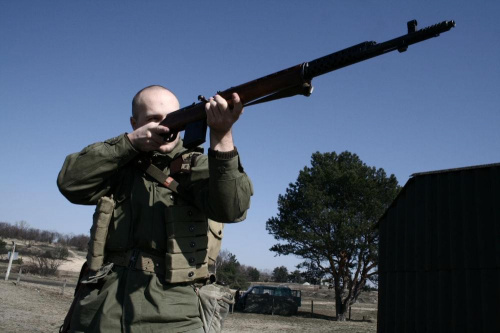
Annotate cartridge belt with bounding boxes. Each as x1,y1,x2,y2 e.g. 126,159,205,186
106,249,165,275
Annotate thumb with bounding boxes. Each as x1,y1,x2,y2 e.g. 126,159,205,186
231,93,244,115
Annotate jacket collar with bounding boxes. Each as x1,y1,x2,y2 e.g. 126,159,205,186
148,139,186,169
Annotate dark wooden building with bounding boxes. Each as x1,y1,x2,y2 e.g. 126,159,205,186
377,163,500,332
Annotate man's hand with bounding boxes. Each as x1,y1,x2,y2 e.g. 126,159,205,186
206,93,243,152
127,122,172,152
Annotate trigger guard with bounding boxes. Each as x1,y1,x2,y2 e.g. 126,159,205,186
164,131,178,143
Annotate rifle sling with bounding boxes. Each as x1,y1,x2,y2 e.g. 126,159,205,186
150,164,179,193
137,159,181,194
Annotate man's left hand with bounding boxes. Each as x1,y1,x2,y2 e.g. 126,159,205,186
206,93,243,152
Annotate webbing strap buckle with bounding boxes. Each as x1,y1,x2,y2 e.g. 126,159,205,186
129,249,139,269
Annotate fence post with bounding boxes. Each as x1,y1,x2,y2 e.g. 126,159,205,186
15,268,22,285
5,241,16,281
272,296,275,316
349,306,352,321
61,279,67,295
311,300,314,317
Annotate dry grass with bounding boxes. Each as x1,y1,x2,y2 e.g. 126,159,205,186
1,241,377,332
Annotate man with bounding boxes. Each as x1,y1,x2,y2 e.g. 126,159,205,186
57,85,253,332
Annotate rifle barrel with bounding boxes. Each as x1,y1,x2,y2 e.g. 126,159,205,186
304,20,456,80
161,20,455,135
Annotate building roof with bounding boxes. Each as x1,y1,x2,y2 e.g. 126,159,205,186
377,161,500,226
410,162,500,178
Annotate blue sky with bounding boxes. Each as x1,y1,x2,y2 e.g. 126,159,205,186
1,1,499,272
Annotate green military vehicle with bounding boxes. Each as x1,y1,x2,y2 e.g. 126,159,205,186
235,285,301,315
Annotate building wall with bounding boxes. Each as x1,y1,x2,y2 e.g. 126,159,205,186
378,165,500,332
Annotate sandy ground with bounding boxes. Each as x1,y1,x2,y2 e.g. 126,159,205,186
224,313,376,333
2,240,86,275
1,244,376,332
0,279,376,333
0,280,74,333
58,249,86,272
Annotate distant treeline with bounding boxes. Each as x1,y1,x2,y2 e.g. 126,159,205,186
0,221,89,251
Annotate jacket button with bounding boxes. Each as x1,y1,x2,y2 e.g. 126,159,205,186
188,210,193,216
189,225,195,232
218,166,226,174
189,257,195,264
188,271,194,278
190,241,196,248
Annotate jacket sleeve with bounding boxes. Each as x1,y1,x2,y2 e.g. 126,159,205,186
187,150,253,223
57,134,139,205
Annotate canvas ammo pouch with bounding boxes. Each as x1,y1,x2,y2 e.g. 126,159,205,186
165,205,210,283
164,206,225,283
207,220,224,270
197,283,234,333
87,196,115,271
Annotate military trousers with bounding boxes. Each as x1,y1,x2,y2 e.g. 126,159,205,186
70,266,203,333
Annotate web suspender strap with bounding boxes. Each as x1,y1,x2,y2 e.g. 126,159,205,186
136,159,180,193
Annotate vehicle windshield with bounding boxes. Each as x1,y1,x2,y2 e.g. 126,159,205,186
250,287,291,296
274,288,291,296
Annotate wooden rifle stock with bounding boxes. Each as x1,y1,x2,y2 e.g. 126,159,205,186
160,19,455,148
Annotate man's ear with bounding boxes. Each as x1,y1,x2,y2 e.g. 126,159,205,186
130,117,137,130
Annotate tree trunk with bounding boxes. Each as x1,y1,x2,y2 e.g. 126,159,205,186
335,292,347,321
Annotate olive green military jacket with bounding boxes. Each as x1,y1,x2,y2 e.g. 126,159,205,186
57,133,253,333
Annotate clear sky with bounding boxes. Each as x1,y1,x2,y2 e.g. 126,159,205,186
1,1,499,272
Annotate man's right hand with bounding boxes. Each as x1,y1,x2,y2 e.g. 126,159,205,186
127,122,172,152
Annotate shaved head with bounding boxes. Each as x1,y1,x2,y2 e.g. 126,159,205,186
129,85,181,153
131,85,179,120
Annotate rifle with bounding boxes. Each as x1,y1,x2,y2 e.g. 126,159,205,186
161,19,456,148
